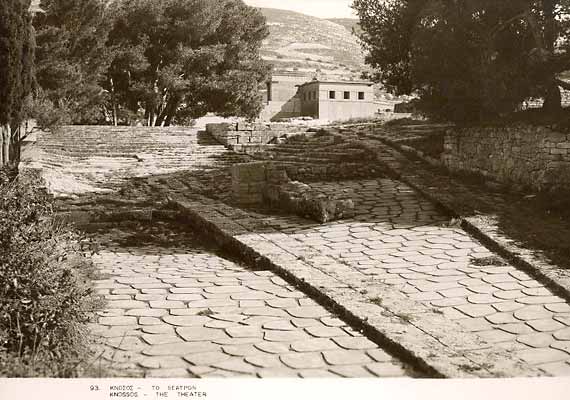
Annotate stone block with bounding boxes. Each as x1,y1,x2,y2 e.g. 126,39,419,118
248,134,263,144
206,122,237,133
264,180,354,223
231,162,267,182
266,166,289,185
236,122,254,131
231,162,268,204
248,182,266,194
227,136,239,145
556,142,570,149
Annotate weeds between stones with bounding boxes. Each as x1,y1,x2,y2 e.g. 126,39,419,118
470,256,508,267
369,297,383,306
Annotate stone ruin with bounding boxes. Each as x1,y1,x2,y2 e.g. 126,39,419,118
231,161,354,223
206,122,299,153
206,122,384,223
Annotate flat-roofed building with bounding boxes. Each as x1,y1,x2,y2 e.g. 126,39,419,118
297,80,377,121
260,73,379,122
259,71,310,121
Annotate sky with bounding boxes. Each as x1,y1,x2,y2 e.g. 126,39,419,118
244,0,356,19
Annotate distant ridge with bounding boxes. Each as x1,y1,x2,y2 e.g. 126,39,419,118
257,7,365,80
325,18,361,35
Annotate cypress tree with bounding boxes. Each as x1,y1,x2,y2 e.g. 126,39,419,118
0,1,17,128
0,0,35,164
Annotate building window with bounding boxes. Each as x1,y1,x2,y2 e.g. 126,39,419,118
329,91,336,99
344,91,350,100
358,92,365,100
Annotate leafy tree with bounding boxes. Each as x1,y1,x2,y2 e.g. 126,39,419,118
0,0,35,164
105,0,270,126
33,0,113,124
353,0,570,121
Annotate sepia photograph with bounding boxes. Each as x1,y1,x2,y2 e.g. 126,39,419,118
1,0,570,398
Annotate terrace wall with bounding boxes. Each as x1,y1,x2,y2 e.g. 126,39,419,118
443,124,570,191
205,122,305,147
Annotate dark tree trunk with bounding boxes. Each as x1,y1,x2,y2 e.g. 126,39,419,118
0,125,7,165
9,125,21,164
543,0,556,52
543,81,562,113
154,101,170,126
110,78,118,126
542,0,562,112
156,97,179,127
164,112,175,127
147,102,155,126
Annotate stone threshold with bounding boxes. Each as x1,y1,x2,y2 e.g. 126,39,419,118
170,194,544,378
367,136,570,306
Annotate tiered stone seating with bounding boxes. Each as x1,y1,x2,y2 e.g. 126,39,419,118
31,126,234,195
246,129,385,181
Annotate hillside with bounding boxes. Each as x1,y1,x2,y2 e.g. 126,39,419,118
326,18,362,35
258,8,365,80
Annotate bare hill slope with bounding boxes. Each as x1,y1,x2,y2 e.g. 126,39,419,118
326,18,361,35
259,8,365,79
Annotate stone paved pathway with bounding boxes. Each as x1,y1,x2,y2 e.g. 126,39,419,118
286,179,570,375
167,177,570,376
26,125,570,377
358,124,570,279
89,223,416,378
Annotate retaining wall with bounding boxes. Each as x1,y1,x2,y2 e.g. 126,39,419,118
443,124,570,191
231,162,354,222
205,122,305,148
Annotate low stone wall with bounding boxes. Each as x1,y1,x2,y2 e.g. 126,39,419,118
206,122,298,147
443,124,570,191
230,161,267,204
231,161,354,222
265,180,354,223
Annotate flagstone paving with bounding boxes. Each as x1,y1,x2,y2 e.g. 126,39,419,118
88,222,417,378
26,125,570,377
166,177,570,376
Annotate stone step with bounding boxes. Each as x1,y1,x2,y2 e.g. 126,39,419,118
250,154,337,164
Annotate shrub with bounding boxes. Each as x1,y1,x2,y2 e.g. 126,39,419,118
25,93,72,130
0,165,18,186
383,117,425,127
0,168,101,377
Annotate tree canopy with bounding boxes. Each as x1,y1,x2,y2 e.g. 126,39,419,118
0,0,35,129
353,0,570,122
30,0,269,126
105,0,270,126
33,0,113,124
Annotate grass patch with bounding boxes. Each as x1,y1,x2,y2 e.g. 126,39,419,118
383,117,427,127
470,256,508,267
330,117,383,126
400,133,445,160
369,297,383,306
0,167,102,377
397,313,414,323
